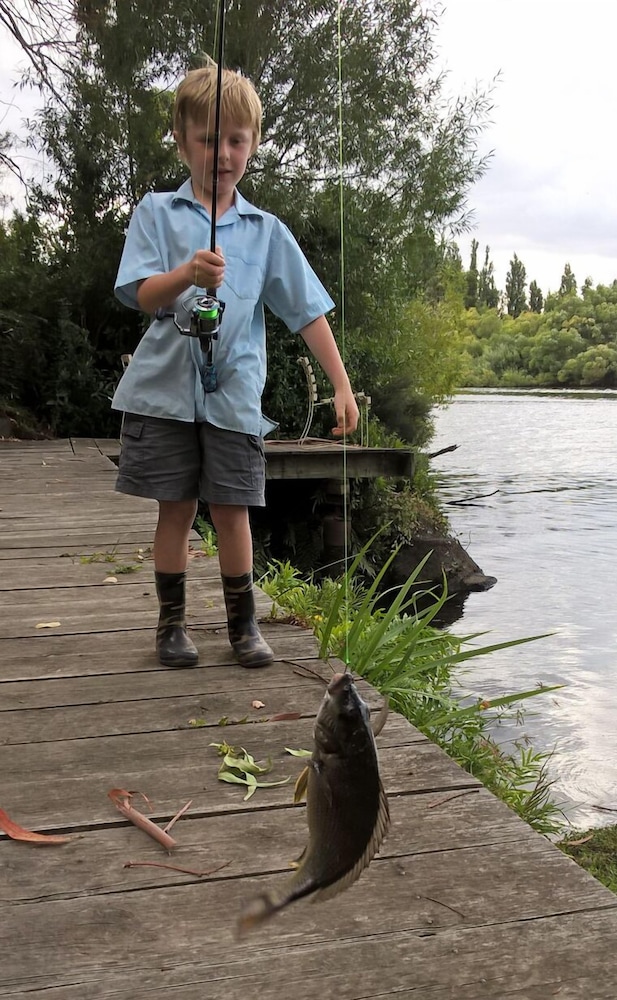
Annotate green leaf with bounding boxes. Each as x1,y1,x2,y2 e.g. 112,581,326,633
285,747,313,757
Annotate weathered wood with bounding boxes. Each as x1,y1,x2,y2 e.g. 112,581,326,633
2,788,526,903
0,677,389,744
1,438,616,1000
1,868,616,997
0,622,318,680
0,735,467,833
0,578,274,638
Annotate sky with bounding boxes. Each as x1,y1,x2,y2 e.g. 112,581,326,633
1,0,616,295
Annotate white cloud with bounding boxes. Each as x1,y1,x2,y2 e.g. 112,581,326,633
437,0,617,292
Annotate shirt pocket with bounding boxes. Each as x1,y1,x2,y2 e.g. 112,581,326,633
223,253,264,302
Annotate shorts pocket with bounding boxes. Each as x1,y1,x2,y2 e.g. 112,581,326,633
122,414,145,440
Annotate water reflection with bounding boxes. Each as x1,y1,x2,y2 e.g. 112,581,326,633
431,392,617,827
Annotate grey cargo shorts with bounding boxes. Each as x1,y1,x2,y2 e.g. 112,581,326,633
116,413,266,506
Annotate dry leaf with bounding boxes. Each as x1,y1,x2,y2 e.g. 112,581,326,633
251,700,265,710
0,808,71,845
269,712,302,722
103,576,118,584
35,621,61,629
564,834,594,847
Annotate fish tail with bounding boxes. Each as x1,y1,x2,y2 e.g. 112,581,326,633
237,877,316,936
236,891,283,936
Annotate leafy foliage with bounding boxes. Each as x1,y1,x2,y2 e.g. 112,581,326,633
455,279,617,388
1,0,492,443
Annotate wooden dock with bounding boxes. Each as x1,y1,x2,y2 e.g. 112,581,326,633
1,437,617,999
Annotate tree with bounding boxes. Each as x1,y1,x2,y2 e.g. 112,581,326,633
464,238,479,309
529,280,543,313
505,253,527,317
477,245,499,308
559,263,577,296
3,0,494,440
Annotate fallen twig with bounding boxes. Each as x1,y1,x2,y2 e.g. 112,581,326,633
427,444,459,459
446,490,499,506
427,789,479,810
108,789,176,851
283,660,329,684
162,800,193,835
124,860,231,877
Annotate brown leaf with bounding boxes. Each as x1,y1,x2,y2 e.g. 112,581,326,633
35,621,61,629
269,712,302,722
563,834,594,847
0,808,71,845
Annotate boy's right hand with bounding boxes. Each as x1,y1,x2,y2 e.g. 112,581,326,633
189,245,225,289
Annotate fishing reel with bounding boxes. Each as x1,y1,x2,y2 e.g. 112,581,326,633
155,295,225,393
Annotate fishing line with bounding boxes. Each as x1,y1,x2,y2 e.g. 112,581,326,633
208,0,226,264
336,0,351,672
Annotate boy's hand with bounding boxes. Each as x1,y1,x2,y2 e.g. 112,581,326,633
332,386,360,437
190,245,225,289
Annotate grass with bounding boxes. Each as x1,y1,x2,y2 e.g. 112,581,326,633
559,824,617,894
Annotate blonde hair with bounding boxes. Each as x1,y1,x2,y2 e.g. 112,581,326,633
173,62,262,154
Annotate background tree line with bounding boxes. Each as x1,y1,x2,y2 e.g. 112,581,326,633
455,241,617,388
0,0,491,445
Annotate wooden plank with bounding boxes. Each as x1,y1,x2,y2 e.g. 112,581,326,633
0,729,470,832
1,860,616,996
0,657,335,711
0,676,389,744
264,443,415,480
0,513,155,531
0,490,153,512
0,578,273,637
0,622,318,680
0,787,529,903
0,553,221,589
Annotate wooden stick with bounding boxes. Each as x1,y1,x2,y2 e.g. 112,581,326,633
163,799,192,834
108,789,176,851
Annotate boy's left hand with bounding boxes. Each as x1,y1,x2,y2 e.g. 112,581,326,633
332,387,360,437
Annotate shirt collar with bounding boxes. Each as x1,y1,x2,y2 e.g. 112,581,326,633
171,179,263,220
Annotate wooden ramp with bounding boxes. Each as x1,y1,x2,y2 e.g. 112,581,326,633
1,438,616,999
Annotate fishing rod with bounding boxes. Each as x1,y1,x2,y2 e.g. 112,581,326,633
156,0,227,393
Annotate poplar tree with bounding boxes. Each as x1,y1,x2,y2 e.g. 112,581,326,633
464,238,479,309
559,263,577,296
477,245,499,309
529,280,543,313
505,254,527,317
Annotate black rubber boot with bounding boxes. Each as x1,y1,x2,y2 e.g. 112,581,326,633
155,571,199,668
222,572,274,668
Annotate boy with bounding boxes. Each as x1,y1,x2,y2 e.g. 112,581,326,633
112,64,359,669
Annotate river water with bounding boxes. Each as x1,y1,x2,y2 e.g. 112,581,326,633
430,389,617,828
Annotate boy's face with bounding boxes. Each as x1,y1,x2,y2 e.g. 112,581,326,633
175,115,254,208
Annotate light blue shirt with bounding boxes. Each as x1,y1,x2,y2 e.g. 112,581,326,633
112,180,335,435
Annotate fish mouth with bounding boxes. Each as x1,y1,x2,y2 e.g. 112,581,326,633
327,671,352,696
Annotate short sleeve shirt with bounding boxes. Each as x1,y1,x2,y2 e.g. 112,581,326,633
112,180,335,434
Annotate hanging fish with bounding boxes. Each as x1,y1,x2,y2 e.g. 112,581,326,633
238,671,390,933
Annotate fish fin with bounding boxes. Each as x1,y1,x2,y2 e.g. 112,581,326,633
237,875,317,936
372,697,389,737
311,782,390,904
289,845,307,869
293,765,309,804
